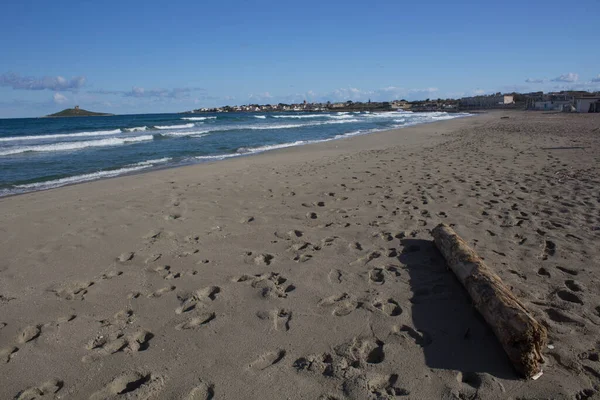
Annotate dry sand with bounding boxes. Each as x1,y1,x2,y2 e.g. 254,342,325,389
1,111,599,399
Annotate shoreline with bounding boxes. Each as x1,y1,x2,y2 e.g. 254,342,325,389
0,113,475,199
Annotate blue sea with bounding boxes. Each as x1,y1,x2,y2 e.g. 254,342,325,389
0,111,470,197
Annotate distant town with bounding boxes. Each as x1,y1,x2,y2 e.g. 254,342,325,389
185,90,600,114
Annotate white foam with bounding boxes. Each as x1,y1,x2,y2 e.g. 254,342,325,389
0,129,122,142
242,118,360,131
0,135,153,156
158,130,210,137
15,165,150,190
328,114,355,120
155,123,195,129
195,139,327,162
323,118,361,124
246,123,305,130
123,126,147,132
129,157,172,167
236,141,308,154
181,116,216,121
254,115,267,119
272,114,323,119
195,153,241,161
362,111,410,118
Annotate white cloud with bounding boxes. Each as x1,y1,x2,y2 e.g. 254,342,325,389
91,86,205,99
591,75,600,83
525,78,547,83
0,72,85,91
53,92,68,104
248,92,274,102
552,73,578,82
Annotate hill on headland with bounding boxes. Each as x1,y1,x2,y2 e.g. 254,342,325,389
45,107,114,118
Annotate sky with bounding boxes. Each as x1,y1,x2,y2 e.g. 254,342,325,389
1,0,599,118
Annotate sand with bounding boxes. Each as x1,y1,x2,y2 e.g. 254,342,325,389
1,111,599,399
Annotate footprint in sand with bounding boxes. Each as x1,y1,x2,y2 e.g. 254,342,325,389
143,229,162,242
176,286,221,314
565,280,584,292
556,289,584,305
83,330,153,363
117,252,135,262
145,253,162,264
367,374,410,398
395,325,432,347
538,267,551,277
318,293,358,317
152,265,181,280
249,349,286,370
328,269,343,284
53,281,94,300
541,240,556,260
271,309,292,332
307,212,318,220
235,273,295,299
89,371,164,400
147,286,176,298
293,353,336,377
164,213,182,221
350,251,381,266
368,268,385,285
98,309,134,328
293,253,313,262
15,379,63,400
184,380,215,400
1,346,19,363
334,336,386,366
349,242,363,251
100,270,123,280
556,266,579,276
372,299,402,316
254,253,274,266
544,308,585,327
176,312,216,330
17,325,41,344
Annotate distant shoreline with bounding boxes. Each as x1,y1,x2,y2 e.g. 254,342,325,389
43,107,114,118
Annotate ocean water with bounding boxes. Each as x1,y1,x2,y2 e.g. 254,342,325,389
0,111,470,196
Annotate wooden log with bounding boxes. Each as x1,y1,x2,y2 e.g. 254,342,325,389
431,223,547,379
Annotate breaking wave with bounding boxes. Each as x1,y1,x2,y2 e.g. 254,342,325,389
0,135,153,156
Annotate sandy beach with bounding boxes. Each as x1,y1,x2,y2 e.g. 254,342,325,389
1,111,599,399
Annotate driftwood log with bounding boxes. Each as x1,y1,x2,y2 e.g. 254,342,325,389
431,223,547,379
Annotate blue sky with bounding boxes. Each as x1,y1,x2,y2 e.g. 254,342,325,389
1,0,599,118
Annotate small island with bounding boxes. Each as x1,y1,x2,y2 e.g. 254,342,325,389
45,105,114,118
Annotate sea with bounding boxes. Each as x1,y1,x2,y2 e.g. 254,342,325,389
0,110,470,197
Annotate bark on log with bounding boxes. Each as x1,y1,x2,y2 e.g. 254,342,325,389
431,223,547,378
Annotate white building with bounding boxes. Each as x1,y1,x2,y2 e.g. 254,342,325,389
532,100,572,111
502,95,515,105
574,97,600,113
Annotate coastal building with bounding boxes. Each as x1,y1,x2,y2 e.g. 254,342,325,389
574,97,600,113
459,94,515,108
525,92,600,112
532,100,573,111
391,100,409,110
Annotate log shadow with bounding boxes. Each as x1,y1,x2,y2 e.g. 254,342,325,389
399,238,518,380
